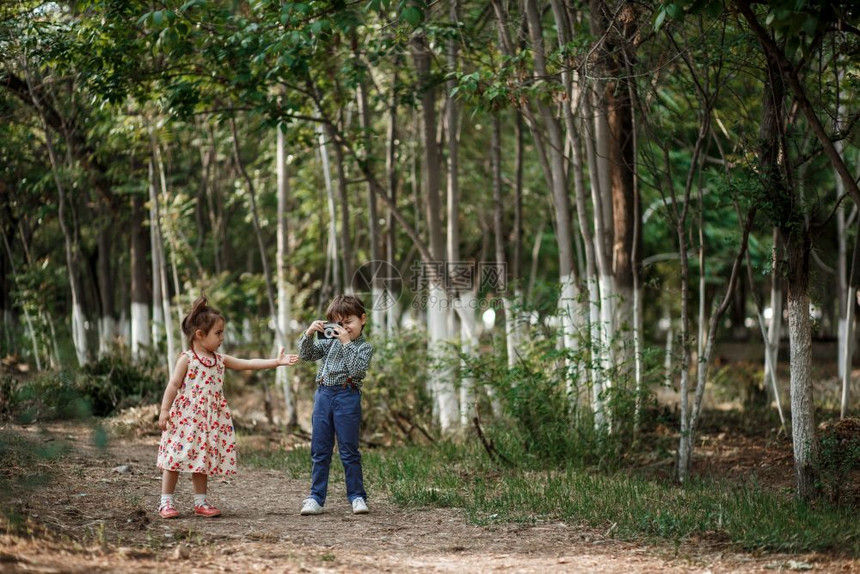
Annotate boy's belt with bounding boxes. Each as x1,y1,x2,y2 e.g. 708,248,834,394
317,376,357,390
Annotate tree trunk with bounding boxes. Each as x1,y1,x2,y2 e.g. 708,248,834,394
763,229,784,408
96,209,116,357
230,117,280,424
276,125,297,429
590,0,638,374
411,18,458,432
324,122,353,294
842,229,860,419
746,246,787,432
355,53,385,333
148,158,164,352
446,0,475,428
43,128,87,367
149,155,176,370
318,122,341,295
552,0,598,412
492,115,513,369
518,0,583,421
835,97,856,417
582,89,612,429
203,121,224,274
130,193,150,359
786,234,820,500
386,56,401,335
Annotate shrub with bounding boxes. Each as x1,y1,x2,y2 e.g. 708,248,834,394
4,351,163,422
465,334,626,470
818,418,860,506
361,330,434,445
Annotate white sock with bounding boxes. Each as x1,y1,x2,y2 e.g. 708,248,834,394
160,494,174,509
194,494,207,507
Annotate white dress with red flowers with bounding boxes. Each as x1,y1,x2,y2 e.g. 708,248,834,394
157,349,237,475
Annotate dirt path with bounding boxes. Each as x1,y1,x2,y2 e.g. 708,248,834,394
2,424,855,573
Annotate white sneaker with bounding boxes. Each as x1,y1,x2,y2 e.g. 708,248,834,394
300,498,324,515
351,497,369,514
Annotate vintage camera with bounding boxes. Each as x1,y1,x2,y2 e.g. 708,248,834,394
317,322,343,340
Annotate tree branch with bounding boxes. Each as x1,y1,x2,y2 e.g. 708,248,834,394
735,0,860,208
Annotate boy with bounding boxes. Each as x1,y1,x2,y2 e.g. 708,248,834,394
298,295,374,515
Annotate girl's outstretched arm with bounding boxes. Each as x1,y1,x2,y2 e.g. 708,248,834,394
158,353,190,431
222,347,299,371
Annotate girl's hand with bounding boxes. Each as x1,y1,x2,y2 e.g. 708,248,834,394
277,347,299,366
158,409,170,431
305,320,326,337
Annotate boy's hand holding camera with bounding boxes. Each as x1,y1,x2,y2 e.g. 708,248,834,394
306,320,351,345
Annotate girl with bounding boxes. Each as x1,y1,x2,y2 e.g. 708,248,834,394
156,296,298,519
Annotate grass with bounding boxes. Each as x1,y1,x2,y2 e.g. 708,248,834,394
243,439,859,557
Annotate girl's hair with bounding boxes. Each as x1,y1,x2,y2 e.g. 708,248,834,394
325,294,367,322
181,296,225,347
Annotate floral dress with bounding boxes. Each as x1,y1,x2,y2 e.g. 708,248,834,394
157,349,237,475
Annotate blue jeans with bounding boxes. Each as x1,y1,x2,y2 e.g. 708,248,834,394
309,385,366,506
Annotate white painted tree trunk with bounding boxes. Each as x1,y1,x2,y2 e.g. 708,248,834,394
98,316,116,357
149,161,164,350
385,56,400,336
276,126,296,428
411,23,456,432
154,143,187,332
520,0,584,426
503,295,519,369
583,89,612,430
763,230,783,408
663,323,674,389
746,251,788,432
45,130,87,366
429,283,458,432
130,194,150,360
24,65,87,366
842,287,855,420
149,158,175,369
131,302,149,356
834,97,852,383
44,310,61,370
459,291,478,427
840,214,860,419
318,124,340,293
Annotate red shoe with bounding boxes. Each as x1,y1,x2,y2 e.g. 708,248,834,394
194,502,221,517
159,503,179,519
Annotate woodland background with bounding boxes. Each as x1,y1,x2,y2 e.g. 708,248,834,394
1,0,859,541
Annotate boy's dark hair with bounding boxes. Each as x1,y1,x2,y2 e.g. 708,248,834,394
181,296,225,347
326,294,367,322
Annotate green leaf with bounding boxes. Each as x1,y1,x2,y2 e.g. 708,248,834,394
655,7,667,31
666,3,683,19
402,6,422,26
704,2,722,17
136,11,152,26
179,0,206,11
